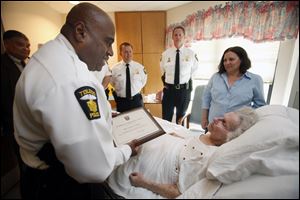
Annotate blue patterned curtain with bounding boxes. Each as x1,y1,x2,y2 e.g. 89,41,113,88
166,1,299,47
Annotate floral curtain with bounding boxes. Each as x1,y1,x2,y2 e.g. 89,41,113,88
166,1,299,48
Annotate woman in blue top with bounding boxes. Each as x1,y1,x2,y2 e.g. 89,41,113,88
201,46,266,130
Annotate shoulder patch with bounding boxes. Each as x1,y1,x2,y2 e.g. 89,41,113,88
74,86,101,120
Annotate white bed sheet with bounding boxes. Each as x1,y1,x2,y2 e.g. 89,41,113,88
108,105,299,199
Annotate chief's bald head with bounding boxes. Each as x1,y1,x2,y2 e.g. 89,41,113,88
61,3,115,71
66,3,108,27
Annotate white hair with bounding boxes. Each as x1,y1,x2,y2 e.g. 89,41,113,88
226,107,259,142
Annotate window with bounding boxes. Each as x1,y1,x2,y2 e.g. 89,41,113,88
188,37,280,112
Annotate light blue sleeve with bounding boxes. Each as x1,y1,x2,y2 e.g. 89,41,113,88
252,74,267,108
202,74,215,109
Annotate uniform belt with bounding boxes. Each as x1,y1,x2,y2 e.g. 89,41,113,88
165,83,189,90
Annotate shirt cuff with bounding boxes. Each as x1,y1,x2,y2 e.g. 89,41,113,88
119,144,132,161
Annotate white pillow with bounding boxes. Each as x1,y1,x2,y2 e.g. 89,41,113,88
213,175,299,199
206,105,299,184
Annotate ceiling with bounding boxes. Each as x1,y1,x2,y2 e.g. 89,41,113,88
43,1,192,14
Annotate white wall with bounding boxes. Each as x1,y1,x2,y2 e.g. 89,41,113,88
1,2,119,67
289,60,299,109
1,1,64,56
270,34,299,107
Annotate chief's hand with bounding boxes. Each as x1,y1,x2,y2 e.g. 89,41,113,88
127,139,140,157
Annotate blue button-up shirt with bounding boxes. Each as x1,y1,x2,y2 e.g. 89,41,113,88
202,71,266,122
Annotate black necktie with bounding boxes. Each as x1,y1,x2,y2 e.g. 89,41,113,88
21,60,26,68
126,64,131,99
174,49,180,85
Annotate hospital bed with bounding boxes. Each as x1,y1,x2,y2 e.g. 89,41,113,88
108,105,299,199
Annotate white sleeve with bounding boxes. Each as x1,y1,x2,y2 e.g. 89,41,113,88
110,67,117,88
160,53,165,75
39,83,131,183
140,65,148,88
105,65,112,76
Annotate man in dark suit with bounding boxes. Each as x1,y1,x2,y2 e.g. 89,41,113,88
1,30,30,158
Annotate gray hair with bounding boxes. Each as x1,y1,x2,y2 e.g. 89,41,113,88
226,107,259,142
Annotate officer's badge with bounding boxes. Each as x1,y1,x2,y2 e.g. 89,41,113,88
135,70,139,74
195,54,198,62
185,56,190,62
167,58,171,63
75,86,100,120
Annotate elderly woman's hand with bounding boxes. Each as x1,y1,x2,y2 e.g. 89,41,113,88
127,139,140,157
129,172,147,188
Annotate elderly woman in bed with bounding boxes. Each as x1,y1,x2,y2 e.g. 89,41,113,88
108,107,258,199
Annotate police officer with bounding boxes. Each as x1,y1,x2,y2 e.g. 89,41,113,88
111,42,147,112
92,63,112,99
160,26,199,124
1,30,30,165
13,3,139,199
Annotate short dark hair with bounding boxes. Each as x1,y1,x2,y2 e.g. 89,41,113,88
218,46,251,74
119,42,133,52
172,26,185,35
3,30,28,41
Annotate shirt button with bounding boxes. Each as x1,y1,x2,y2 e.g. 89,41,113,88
192,146,195,149
200,152,203,155
183,157,185,160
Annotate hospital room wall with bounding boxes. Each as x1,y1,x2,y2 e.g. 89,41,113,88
1,1,119,69
1,1,299,108
1,2,64,58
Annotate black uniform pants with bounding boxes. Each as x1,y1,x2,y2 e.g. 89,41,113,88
20,143,124,199
162,87,191,123
114,93,143,113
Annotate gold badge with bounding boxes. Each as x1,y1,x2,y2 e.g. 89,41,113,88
185,56,190,62
75,86,100,120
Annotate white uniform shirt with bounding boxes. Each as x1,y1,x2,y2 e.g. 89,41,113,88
13,34,131,183
92,63,112,85
111,60,147,98
160,46,199,84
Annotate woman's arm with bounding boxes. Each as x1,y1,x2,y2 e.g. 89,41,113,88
252,74,267,108
201,109,209,129
129,172,181,199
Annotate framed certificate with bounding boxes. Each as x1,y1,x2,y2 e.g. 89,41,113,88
112,107,165,146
